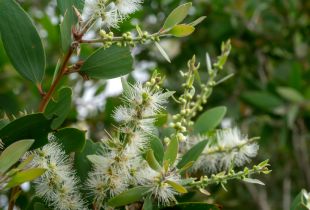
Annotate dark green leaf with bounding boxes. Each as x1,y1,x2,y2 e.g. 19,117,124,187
5,168,46,189
0,0,46,83
177,140,208,169
194,106,227,134
107,186,151,207
0,113,52,149
163,137,179,166
143,197,153,210
44,87,72,130
0,139,34,173
80,46,133,79
160,202,220,210
162,3,192,31
149,136,164,165
60,11,72,52
53,127,86,153
241,91,283,112
74,139,100,182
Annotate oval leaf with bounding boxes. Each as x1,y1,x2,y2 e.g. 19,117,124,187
53,127,86,153
194,106,227,134
177,140,208,169
0,0,46,83
241,91,283,112
149,135,164,165
276,86,304,103
169,24,195,37
163,137,179,166
107,186,151,207
0,139,34,173
80,46,133,79
5,168,46,189
0,113,52,149
162,3,192,31
166,180,187,194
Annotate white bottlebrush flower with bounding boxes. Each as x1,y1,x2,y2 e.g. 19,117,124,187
30,142,85,210
188,127,259,174
115,0,143,16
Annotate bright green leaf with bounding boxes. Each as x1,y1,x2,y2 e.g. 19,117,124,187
53,127,86,153
107,186,151,207
0,0,46,83
189,16,207,27
0,139,34,173
194,106,227,134
177,140,208,169
243,178,265,186
146,150,162,172
169,24,195,37
149,135,164,165
162,3,192,31
80,46,133,79
5,168,46,189
166,180,187,193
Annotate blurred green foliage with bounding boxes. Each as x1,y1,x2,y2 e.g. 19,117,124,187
0,0,309,209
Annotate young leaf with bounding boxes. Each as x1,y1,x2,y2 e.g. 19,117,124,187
0,139,34,173
276,86,304,103
163,137,179,166
194,106,227,134
155,42,171,63
0,0,46,83
53,127,86,153
146,150,162,172
0,113,52,149
169,24,195,37
161,3,192,31
166,180,188,193
44,87,72,130
5,168,46,189
189,16,207,27
107,186,151,207
177,140,208,169
243,178,265,186
80,46,133,79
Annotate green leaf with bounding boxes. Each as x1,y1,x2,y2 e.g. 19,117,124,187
163,137,179,166
161,202,220,210
0,0,46,83
143,197,153,210
155,42,171,63
60,10,73,52
57,0,85,52
53,128,86,153
194,106,227,134
0,139,34,173
291,189,310,210
162,3,192,31
241,91,283,112
44,87,72,130
80,46,133,79
243,178,265,186
166,180,187,193
146,150,162,172
189,16,207,27
277,86,304,103
74,140,100,182
107,186,151,207
0,113,52,149
5,168,46,189
149,136,164,165
169,24,195,37
0,118,10,130
177,140,208,169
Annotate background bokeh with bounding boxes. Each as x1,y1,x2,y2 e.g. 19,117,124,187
0,0,309,209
